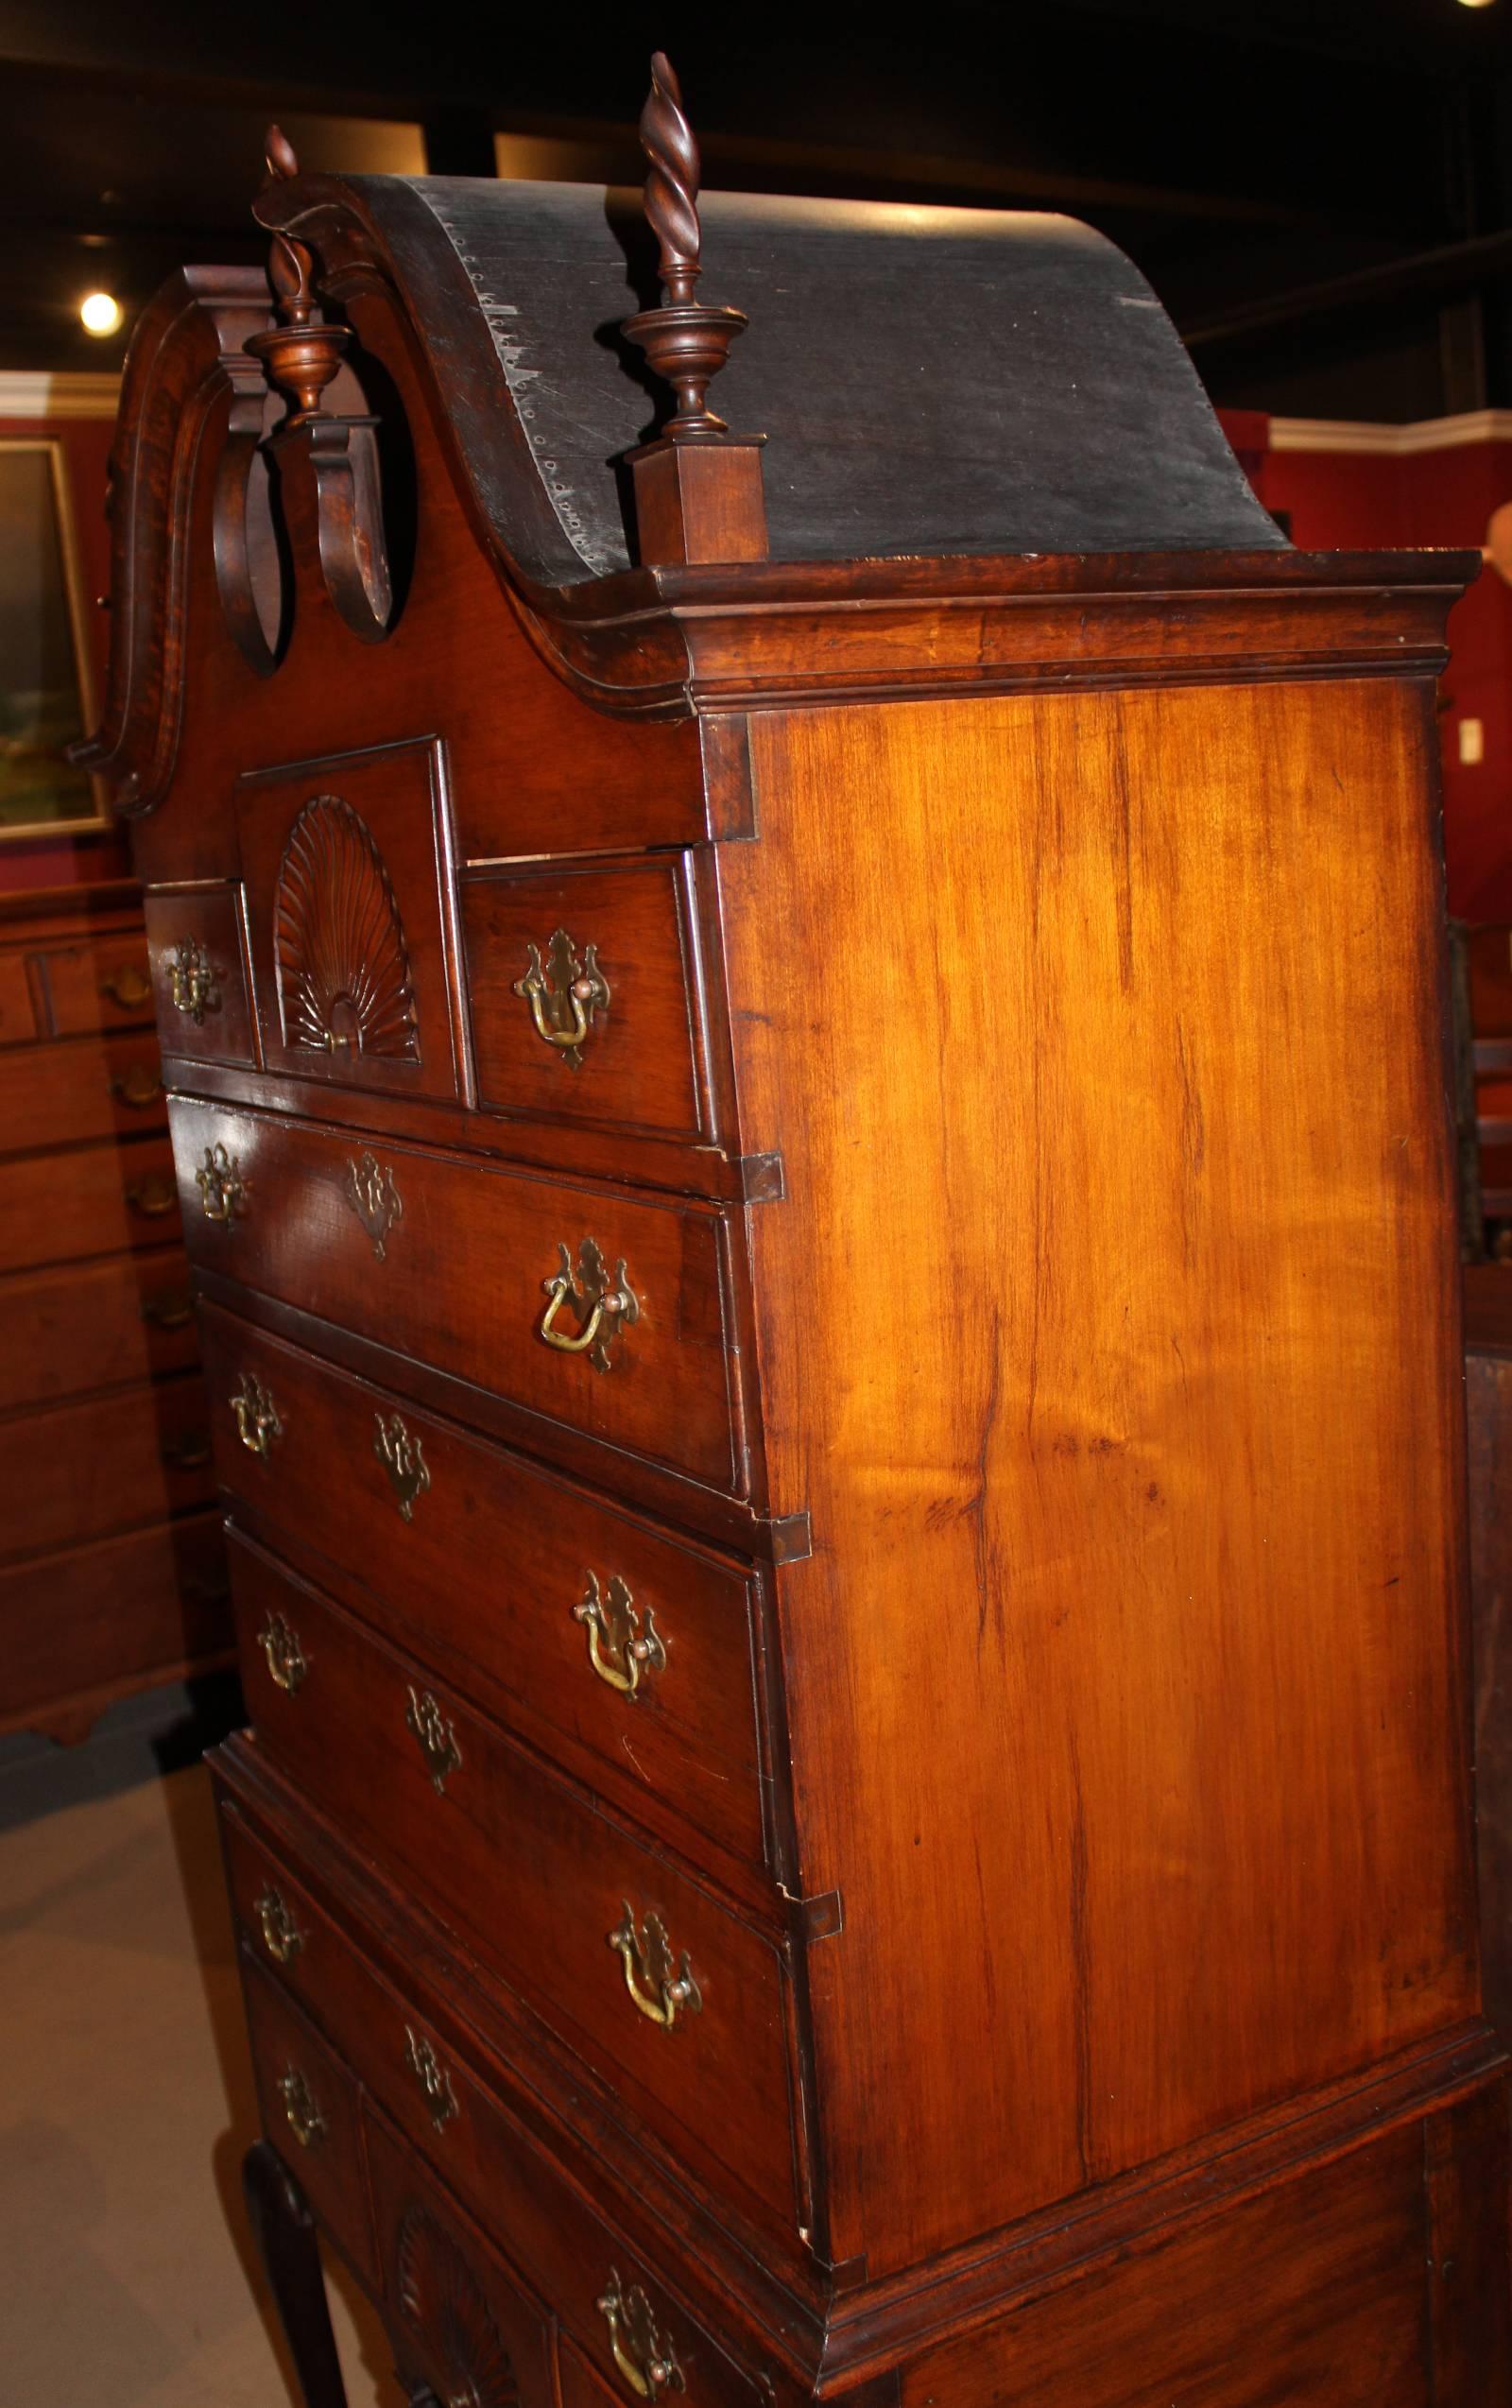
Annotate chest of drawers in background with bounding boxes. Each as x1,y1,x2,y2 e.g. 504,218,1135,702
0,881,230,1746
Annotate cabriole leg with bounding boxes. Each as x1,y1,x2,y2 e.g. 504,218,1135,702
243,2139,350,2408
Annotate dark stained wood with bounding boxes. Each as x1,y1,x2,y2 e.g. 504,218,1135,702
242,2138,352,2408
144,884,259,1068
100,118,1507,2408
0,883,228,1743
169,1099,747,1496
1466,1348,1512,2041
229,1534,806,2240
198,1305,777,1883
242,1959,380,2288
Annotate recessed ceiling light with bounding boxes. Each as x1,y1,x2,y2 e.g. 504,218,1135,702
78,291,123,336
1458,1,1496,11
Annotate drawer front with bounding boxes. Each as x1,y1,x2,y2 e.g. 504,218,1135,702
366,2113,556,2408
200,1307,767,1873
241,1955,378,2285
0,1372,215,1563
144,884,257,1066
230,1539,801,2230
0,1134,180,1274
0,1252,198,1413
0,952,38,1047
39,930,155,1037
171,1099,742,1494
220,1800,780,2406
463,857,712,1144
0,1032,165,1157
0,1509,228,1727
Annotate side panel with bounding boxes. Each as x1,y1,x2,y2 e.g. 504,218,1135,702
720,679,1480,2274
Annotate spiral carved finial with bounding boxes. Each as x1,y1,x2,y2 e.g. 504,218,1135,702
641,53,701,306
247,125,350,425
622,53,747,438
265,123,301,183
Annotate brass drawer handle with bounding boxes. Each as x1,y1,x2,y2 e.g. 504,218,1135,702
513,928,610,1069
345,1149,403,1261
126,1175,177,1219
608,1904,701,2032
254,1884,304,1965
541,1239,638,1374
196,1142,246,1225
100,963,151,1010
232,1370,283,1460
162,1432,212,1472
595,2271,684,2401
168,939,220,1023
258,1611,308,1694
277,2065,326,2151
374,1411,429,1519
575,1573,665,1700
110,1064,163,1109
141,1288,193,1331
406,1685,461,1794
403,2025,458,2131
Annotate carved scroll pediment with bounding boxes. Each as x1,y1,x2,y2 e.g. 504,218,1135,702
273,793,419,1060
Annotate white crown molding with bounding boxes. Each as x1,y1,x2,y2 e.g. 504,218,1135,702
1270,408,1512,457
0,370,121,421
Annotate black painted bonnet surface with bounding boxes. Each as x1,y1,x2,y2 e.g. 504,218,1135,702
340,175,1282,585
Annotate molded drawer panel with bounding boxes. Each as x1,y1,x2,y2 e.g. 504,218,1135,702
0,1135,181,1273
0,1372,215,1562
229,1535,802,2232
1,1250,198,1413
0,1032,165,1156
170,1097,743,1494
241,1956,378,2286
200,1306,769,1875
144,883,258,1067
40,932,154,1037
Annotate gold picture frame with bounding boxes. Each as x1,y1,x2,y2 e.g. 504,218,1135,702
0,438,109,840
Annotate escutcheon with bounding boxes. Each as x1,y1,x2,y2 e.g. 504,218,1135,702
406,1685,462,1794
540,1238,639,1373
277,2065,326,2151
232,1369,284,1460
513,927,610,1069
575,1572,666,1700
168,938,221,1023
196,1142,246,1226
595,2271,685,2401
374,1411,430,1519
345,1149,404,1260
258,1610,308,1695
607,1903,701,2031
254,1884,304,1965
403,2025,459,2130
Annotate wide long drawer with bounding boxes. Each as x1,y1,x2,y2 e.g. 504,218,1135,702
0,1134,181,1272
1,1250,198,1414
0,1031,166,1156
170,1098,745,1495
0,1509,228,1731
218,1790,785,2405
0,1372,215,1563
200,1305,771,1878
230,1533,804,2234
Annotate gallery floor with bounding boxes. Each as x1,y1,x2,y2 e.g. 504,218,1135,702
0,1694,404,2405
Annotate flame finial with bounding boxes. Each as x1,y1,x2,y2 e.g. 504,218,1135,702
641,55,702,307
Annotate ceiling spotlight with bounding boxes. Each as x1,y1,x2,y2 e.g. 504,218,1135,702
78,290,123,336
1458,0,1497,10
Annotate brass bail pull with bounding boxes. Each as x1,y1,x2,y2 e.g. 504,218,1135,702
540,1239,639,1373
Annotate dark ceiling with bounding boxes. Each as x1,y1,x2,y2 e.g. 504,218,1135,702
5,0,1512,419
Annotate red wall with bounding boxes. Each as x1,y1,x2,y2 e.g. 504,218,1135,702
1217,408,1512,921
0,411,129,895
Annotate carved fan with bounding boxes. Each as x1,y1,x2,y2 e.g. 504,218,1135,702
274,794,420,1058
395,2204,520,2408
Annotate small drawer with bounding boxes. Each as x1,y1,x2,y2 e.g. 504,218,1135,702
40,932,155,1036
170,1098,744,1496
219,1798,781,2406
0,1372,216,1564
0,1253,198,1414
230,1538,803,2235
463,856,715,1144
366,2113,556,2408
240,1955,378,2286
0,1135,181,1273
200,1308,769,1876
0,1033,166,1158
144,884,257,1066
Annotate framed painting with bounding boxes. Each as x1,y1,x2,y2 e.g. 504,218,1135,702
0,439,108,839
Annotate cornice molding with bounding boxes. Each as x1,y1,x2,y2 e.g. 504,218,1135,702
1271,409,1512,457
0,370,122,421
